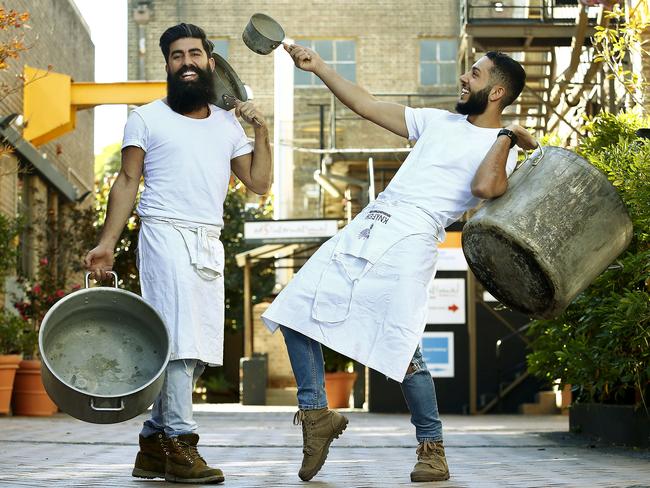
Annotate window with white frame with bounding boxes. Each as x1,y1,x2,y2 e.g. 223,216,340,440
420,39,457,86
294,39,356,87
210,39,229,59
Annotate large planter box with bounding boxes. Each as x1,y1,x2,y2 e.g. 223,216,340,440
569,403,650,447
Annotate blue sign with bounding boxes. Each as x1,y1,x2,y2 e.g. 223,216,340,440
421,332,454,378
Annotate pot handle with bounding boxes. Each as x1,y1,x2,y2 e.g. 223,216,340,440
90,397,125,412
84,271,118,289
513,143,545,172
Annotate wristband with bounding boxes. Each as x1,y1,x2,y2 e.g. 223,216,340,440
497,128,517,149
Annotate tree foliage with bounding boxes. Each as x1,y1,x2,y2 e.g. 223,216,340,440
527,112,650,409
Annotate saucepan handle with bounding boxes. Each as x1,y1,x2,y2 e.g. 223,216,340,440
90,397,125,412
84,271,118,289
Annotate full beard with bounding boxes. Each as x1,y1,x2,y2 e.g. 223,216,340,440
167,65,217,115
455,86,491,116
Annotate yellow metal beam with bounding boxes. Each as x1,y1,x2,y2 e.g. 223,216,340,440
23,66,75,147
71,81,166,109
23,64,166,146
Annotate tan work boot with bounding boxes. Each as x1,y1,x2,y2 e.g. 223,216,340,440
410,440,450,482
294,408,348,481
132,432,167,479
165,433,225,484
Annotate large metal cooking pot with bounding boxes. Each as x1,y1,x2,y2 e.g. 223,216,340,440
462,146,632,319
39,272,170,424
242,13,285,55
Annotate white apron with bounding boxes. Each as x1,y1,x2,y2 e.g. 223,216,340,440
137,216,225,366
262,199,443,382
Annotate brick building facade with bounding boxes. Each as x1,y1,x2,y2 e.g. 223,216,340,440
126,0,460,218
0,0,94,283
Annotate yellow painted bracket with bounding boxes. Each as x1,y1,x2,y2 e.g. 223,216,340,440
23,65,166,146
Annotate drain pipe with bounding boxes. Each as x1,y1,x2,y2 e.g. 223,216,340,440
133,2,152,80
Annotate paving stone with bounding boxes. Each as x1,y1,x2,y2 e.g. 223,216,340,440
0,406,648,487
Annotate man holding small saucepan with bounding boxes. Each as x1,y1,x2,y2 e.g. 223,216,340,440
262,44,536,482
85,23,271,484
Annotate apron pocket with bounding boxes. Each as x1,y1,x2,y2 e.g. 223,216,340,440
312,253,368,323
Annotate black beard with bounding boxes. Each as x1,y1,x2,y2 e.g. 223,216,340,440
167,64,216,115
455,86,491,116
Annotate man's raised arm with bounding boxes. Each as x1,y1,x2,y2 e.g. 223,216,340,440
284,43,409,138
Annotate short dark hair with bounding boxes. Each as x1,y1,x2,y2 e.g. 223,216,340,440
159,23,214,61
485,51,526,108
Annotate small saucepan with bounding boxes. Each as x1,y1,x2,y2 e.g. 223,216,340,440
242,13,286,55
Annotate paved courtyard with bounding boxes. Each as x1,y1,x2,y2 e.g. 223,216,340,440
0,405,648,487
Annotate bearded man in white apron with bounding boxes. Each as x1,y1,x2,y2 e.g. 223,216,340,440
262,45,536,483
85,23,272,484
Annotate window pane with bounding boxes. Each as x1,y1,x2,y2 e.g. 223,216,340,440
420,40,436,61
335,63,356,82
211,39,229,60
440,64,456,85
294,68,312,86
296,39,311,47
439,40,457,62
314,40,333,61
420,64,438,85
336,41,355,62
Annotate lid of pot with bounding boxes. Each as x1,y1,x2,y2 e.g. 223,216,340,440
211,52,248,110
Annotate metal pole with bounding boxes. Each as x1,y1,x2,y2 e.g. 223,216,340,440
467,271,477,414
495,339,502,413
330,94,337,150
243,256,253,358
137,24,146,80
319,104,325,214
367,157,375,202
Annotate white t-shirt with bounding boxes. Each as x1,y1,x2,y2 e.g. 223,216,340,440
122,99,253,226
378,107,518,228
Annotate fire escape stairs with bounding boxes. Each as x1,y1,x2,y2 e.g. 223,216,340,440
460,2,604,141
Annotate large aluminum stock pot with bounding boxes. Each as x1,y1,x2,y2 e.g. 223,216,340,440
39,272,170,424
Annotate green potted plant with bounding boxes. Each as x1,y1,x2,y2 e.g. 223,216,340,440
527,111,650,447
0,310,26,414
0,213,24,415
323,346,357,409
11,257,72,416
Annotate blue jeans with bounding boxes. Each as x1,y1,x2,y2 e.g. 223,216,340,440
140,359,205,438
281,326,443,442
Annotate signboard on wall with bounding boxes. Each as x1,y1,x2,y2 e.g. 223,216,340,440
426,278,466,324
244,219,339,244
421,332,455,378
436,231,468,271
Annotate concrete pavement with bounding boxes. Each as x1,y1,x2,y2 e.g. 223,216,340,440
0,405,648,487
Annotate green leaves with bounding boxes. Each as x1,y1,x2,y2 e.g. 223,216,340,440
527,111,650,409
591,3,649,107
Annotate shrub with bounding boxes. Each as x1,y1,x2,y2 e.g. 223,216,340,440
527,112,650,408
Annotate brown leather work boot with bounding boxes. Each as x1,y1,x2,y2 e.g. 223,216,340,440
132,432,167,479
410,440,450,482
165,433,225,484
294,408,348,481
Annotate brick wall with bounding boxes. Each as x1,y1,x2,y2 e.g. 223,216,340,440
252,301,295,388
0,0,94,273
127,0,459,217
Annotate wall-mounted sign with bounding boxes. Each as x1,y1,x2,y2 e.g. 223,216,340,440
437,231,468,271
438,248,468,271
427,278,466,324
421,331,454,378
244,219,339,244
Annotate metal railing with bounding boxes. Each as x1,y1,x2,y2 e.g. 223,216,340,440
461,0,599,25
493,322,532,413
